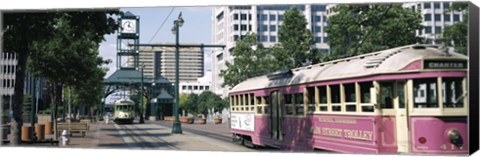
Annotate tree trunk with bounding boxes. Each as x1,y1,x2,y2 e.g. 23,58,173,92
9,48,29,145
67,86,72,123
53,83,62,140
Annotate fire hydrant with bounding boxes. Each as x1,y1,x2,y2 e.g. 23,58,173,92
105,116,109,124
61,130,69,146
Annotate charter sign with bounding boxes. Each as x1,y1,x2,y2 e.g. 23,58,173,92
231,113,255,132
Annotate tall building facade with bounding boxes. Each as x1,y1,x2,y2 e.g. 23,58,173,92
211,5,331,97
403,2,465,45
1,52,46,109
134,44,204,83
212,2,466,98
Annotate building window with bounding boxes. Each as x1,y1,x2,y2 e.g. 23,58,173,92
434,2,440,9
182,86,186,90
435,39,442,44
313,15,321,22
216,11,224,21
426,39,433,44
444,14,451,21
248,25,252,31
234,13,238,20
205,86,210,90
425,26,432,34
270,14,276,21
435,26,442,34
241,24,247,31
314,26,321,33
233,24,239,31
443,2,450,9
323,16,327,22
199,86,204,90
194,86,198,90
278,15,283,21
311,5,326,12
323,37,328,43
234,35,239,41
259,14,267,21
269,25,276,31
248,14,251,20
434,14,441,21
270,36,276,42
258,24,268,31
260,35,268,42
453,14,460,21
315,37,321,43
424,14,431,21
424,2,431,9
240,14,247,20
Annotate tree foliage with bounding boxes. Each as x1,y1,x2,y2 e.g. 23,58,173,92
275,6,314,68
3,11,118,144
3,12,58,145
219,34,275,88
325,4,423,58
196,91,227,117
442,2,468,55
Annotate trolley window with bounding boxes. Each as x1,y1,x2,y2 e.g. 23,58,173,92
256,96,263,114
344,83,356,112
294,93,304,115
319,86,328,111
330,85,341,112
442,78,464,108
360,82,372,103
306,87,316,113
414,78,438,108
285,94,294,115
397,81,406,108
379,81,394,109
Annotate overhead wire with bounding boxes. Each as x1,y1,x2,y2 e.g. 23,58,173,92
148,7,176,43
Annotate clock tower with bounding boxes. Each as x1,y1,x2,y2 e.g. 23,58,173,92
117,11,140,70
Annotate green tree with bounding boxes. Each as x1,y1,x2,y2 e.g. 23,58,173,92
442,2,468,55
275,6,314,68
4,11,118,144
196,91,226,118
219,34,274,88
3,13,58,145
325,4,423,58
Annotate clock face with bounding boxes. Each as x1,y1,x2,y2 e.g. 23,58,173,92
121,19,137,34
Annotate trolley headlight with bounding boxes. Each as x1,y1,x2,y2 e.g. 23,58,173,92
448,129,463,147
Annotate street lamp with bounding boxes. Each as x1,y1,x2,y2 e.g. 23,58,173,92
139,63,145,124
171,12,184,134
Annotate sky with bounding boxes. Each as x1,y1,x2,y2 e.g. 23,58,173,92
99,6,214,79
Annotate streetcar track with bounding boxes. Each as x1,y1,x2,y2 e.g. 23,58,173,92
115,123,180,150
153,122,232,143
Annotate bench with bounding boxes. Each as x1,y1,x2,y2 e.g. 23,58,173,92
56,123,89,137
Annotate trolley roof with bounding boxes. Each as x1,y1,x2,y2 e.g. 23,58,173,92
230,44,467,94
114,98,135,105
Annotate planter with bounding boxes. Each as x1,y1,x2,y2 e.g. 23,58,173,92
180,117,194,124
45,121,53,135
164,116,174,121
197,118,206,124
214,118,222,124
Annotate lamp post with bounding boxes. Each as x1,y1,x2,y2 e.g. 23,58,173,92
139,64,145,124
171,12,184,134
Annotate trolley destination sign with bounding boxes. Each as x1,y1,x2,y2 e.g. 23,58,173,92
423,60,467,69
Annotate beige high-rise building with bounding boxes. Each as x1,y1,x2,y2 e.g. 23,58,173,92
128,43,204,83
